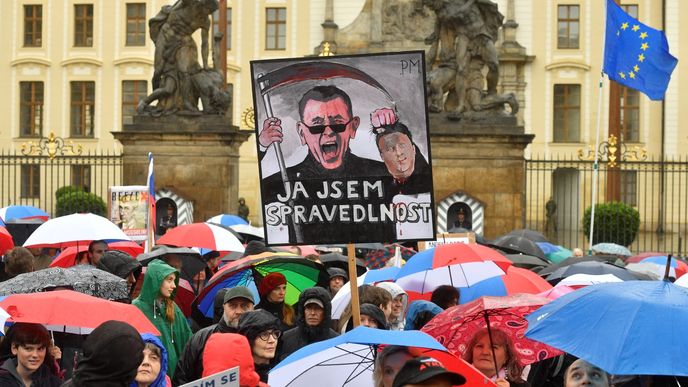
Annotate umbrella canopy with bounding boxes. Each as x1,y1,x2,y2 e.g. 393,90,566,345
137,245,206,283
157,222,244,253
675,273,688,288
537,285,576,300
545,261,640,284
0,226,14,256
526,280,688,376
319,252,367,277
624,255,688,278
538,255,620,276
330,267,400,319
50,241,143,268
490,234,546,260
507,228,548,243
206,214,248,227
193,252,328,318
0,205,49,222
536,242,573,263
422,294,562,366
456,266,553,304
625,262,676,280
557,273,624,287
23,213,131,248
1,289,159,335
0,266,129,300
269,326,495,387
592,242,632,257
395,244,511,294
229,223,264,241
504,254,551,270
364,243,417,269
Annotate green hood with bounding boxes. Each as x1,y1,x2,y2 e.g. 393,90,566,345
138,259,179,304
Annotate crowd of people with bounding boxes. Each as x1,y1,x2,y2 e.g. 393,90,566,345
0,238,683,387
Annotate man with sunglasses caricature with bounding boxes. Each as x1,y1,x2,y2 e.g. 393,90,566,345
258,85,397,244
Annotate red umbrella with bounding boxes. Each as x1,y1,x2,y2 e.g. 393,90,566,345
157,222,244,252
422,294,562,366
50,241,144,268
501,266,553,294
0,227,14,256
0,290,159,335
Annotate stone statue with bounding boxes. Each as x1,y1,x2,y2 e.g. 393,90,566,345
137,0,229,116
424,0,517,121
237,197,249,222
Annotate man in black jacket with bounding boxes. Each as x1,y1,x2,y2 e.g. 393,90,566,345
277,287,339,361
173,286,254,385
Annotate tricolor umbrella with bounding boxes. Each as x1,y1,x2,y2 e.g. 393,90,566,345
269,326,496,387
330,267,401,319
206,214,248,227
625,255,688,278
526,280,688,376
0,226,14,256
0,290,159,335
193,252,328,318
422,294,562,366
395,243,511,294
0,205,49,222
156,222,244,253
23,213,131,248
50,241,143,268
625,262,676,280
457,266,553,304
229,223,265,241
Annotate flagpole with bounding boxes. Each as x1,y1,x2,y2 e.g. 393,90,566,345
589,1,610,255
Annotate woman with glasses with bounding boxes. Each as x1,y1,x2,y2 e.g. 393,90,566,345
238,310,282,383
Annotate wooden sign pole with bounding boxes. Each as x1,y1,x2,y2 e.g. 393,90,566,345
347,243,361,327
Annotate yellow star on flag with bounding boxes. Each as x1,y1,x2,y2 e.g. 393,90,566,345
641,42,649,51
639,32,648,39
634,65,639,72
629,72,636,79
621,22,629,30
638,53,645,62
619,72,626,79
632,25,640,32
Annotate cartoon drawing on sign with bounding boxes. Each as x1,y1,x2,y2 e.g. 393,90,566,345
252,52,435,245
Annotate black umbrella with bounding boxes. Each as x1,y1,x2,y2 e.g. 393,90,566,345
545,261,640,285
137,245,206,283
504,254,551,270
490,234,546,260
0,266,128,300
319,252,367,277
538,255,619,276
507,228,549,243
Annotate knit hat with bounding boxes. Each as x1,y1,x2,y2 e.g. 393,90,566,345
258,272,287,298
327,267,348,281
360,303,388,330
224,286,255,304
238,310,281,343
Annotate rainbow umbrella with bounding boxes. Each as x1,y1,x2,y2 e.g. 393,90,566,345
193,252,328,318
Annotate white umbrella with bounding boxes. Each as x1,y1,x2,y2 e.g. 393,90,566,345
229,224,265,239
556,273,623,287
23,213,131,248
675,273,688,288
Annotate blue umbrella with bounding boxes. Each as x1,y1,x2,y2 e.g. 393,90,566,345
0,205,49,222
269,327,491,386
206,214,248,227
525,280,688,376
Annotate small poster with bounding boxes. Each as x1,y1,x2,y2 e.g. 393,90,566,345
417,233,477,251
251,51,435,245
179,366,239,387
108,186,149,241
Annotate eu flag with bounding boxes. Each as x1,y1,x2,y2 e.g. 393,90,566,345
603,0,678,100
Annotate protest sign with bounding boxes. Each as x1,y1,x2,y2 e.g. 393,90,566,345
108,186,149,241
252,51,435,245
179,366,239,387
418,232,477,250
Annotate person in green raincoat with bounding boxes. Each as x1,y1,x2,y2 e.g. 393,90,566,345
133,259,192,378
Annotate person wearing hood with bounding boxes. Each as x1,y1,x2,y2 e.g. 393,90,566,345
202,333,267,387
131,334,171,387
376,282,408,331
255,272,295,331
404,300,443,331
132,259,192,378
173,286,255,385
278,287,339,361
62,320,144,387
360,303,389,330
238,310,281,383
97,250,142,300
327,267,348,297
0,323,61,387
